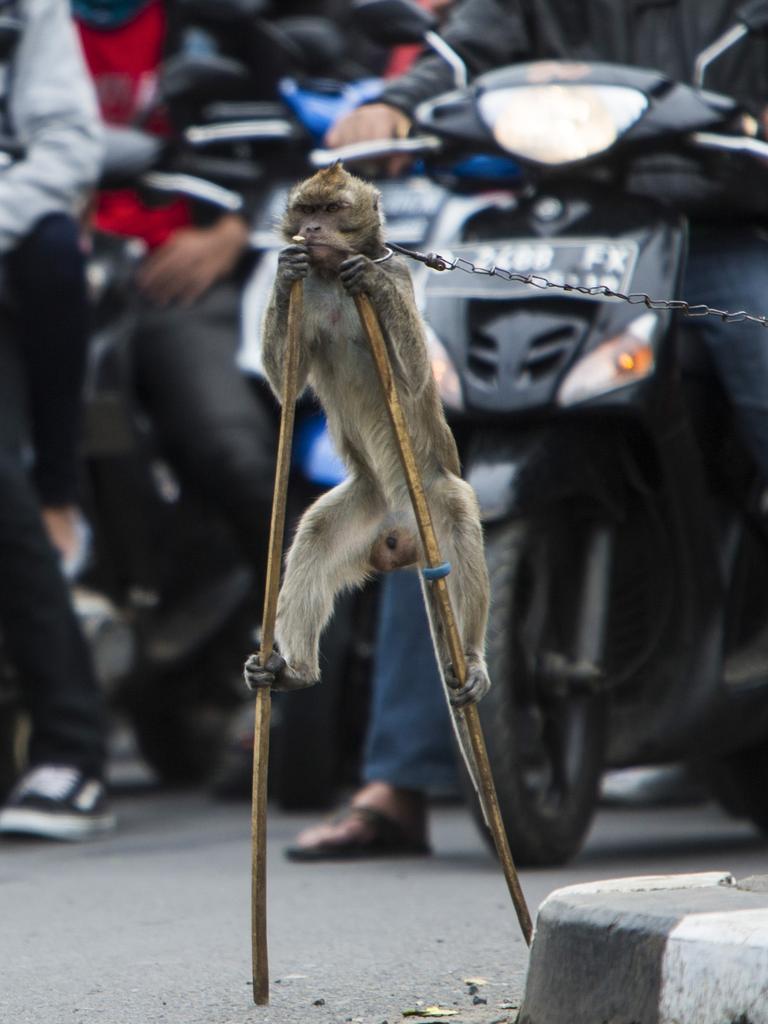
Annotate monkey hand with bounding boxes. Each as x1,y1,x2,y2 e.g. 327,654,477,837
339,253,380,296
243,650,318,693
444,662,491,708
277,243,310,289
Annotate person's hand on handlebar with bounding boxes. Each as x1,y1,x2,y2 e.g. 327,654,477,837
324,103,415,177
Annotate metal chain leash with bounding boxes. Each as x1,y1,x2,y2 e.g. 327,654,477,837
389,241,768,328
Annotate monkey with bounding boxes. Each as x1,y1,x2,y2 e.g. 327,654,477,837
244,162,490,708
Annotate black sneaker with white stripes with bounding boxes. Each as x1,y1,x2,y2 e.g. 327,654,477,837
0,765,115,840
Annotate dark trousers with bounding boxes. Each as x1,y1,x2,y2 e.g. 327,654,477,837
684,222,768,480
0,448,106,776
0,216,104,778
5,213,89,506
133,279,278,581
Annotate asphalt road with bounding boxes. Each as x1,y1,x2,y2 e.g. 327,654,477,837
2,774,767,1024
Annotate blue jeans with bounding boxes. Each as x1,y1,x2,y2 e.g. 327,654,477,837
362,223,768,792
362,569,458,794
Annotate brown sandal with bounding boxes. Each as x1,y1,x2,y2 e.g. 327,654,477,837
284,805,431,861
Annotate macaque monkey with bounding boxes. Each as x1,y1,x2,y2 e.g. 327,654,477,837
244,162,490,707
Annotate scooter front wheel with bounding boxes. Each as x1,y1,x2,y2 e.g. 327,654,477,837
471,517,606,866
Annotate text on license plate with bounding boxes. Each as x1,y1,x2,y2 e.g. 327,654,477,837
426,238,639,297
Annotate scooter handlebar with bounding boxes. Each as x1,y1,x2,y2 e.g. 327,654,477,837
184,119,299,147
688,130,768,161
139,170,244,212
309,134,443,167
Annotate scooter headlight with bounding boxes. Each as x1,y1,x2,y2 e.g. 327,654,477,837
557,312,658,406
425,324,463,411
478,84,647,165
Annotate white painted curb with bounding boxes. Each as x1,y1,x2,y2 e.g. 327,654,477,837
661,908,768,1024
541,870,734,903
520,871,768,1024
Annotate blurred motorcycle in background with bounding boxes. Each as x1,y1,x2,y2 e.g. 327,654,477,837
0,0,447,804
313,0,768,864
77,1,379,800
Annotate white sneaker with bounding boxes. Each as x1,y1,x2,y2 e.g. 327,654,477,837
0,765,115,841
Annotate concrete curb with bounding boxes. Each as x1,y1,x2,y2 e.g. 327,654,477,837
519,871,768,1024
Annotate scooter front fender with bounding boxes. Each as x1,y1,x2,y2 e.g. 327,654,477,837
464,422,627,523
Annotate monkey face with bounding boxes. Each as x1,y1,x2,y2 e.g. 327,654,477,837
282,163,384,273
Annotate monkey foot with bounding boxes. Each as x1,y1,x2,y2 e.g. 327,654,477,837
445,663,491,707
243,651,318,693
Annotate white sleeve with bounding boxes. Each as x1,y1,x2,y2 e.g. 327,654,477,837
0,0,103,253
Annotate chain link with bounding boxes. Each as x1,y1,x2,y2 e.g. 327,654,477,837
390,243,768,328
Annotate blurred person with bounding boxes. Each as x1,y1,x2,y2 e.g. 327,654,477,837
7,215,93,579
0,0,113,840
73,0,278,587
0,452,112,840
72,0,438,575
0,1,101,577
288,0,768,856
326,0,768,479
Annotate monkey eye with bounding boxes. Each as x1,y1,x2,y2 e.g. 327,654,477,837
326,202,340,212
297,204,316,214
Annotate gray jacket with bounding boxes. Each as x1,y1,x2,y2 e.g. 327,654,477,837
0,0,103,253
382,0,768,117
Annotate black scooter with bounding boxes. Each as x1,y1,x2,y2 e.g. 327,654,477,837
318,0,768,864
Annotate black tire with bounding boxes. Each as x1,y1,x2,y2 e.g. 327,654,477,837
471,518,606,866
271,666,342,811
709,740,768,830
270,592,350,810
127,658,238,786
126,600,259,787
272,584,376,810
131,695,233,785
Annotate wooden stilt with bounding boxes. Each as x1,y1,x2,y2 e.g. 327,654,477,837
354,292,533,946
251,279,304,1004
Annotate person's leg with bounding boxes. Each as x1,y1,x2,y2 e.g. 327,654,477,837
0,449,107,777
684,223,768,480
287,569,458,858
132,280,277,578
5,213,91,571
362,569,458,792
0,304,27,453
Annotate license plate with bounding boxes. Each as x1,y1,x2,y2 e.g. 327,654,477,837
424,237,638,299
